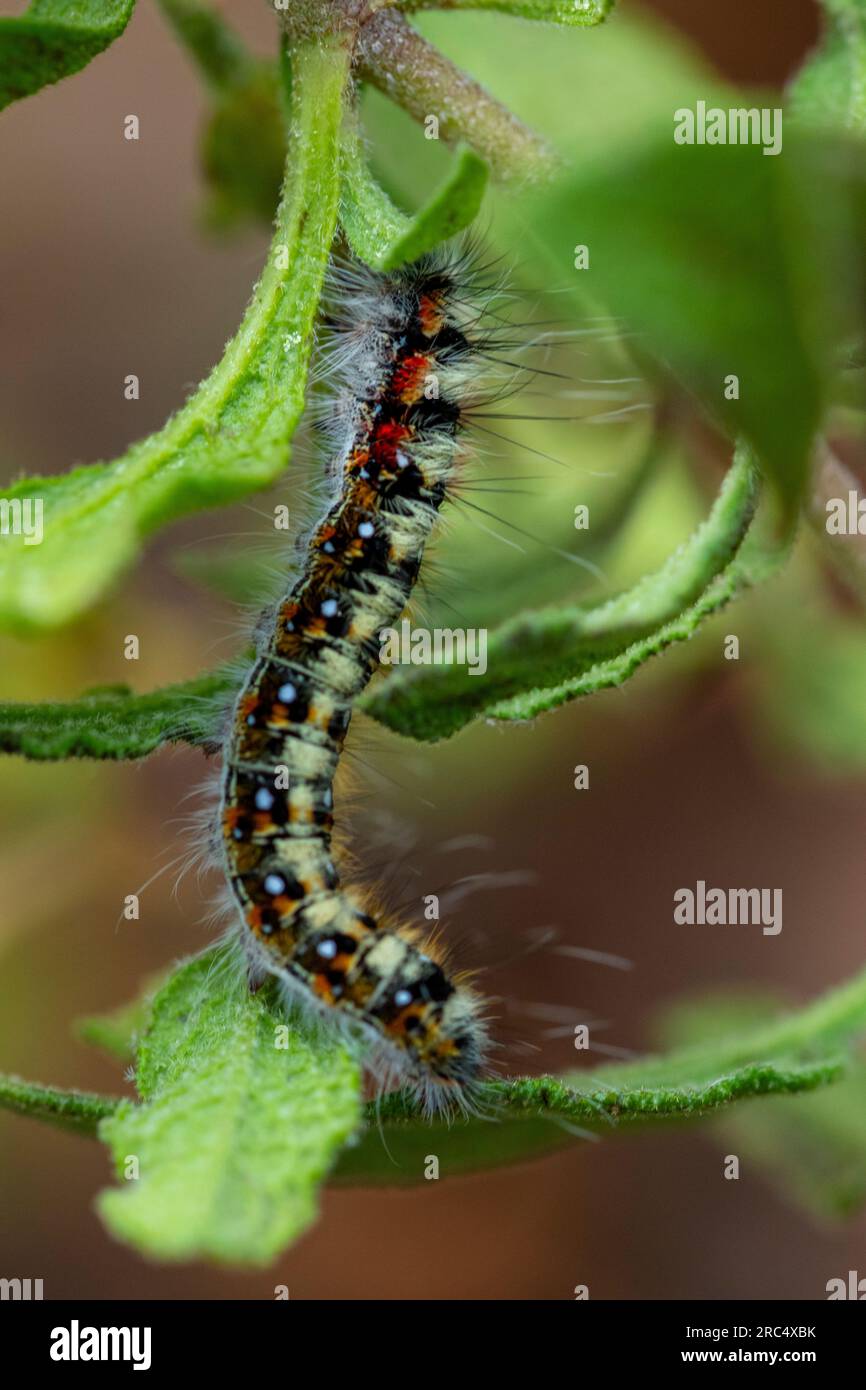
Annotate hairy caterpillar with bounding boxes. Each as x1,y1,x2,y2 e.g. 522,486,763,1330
217,248,500,1114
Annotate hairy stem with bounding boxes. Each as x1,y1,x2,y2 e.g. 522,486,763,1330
355,8,556,183
0,1074,120,1135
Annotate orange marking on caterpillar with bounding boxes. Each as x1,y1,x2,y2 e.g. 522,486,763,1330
393,352,432,403
417,291,446,336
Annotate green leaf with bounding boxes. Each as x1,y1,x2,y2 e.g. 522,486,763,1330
340,116,488,270
0,670,235,760
0,1073,119,1136
0,448,763,756
363,443,763,740
0,35,349,634
97,952,362,1265
0,0,134,111
397,0,613,24
525,131,866,516
790,0,866,130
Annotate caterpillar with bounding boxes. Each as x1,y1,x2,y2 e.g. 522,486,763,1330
217,248,500,1115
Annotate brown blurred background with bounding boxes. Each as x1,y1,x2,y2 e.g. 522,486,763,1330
3,0,866,1300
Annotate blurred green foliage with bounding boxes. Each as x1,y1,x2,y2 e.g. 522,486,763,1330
200,67,286,231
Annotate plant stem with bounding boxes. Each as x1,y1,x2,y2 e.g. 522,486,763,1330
0,1074,120,1135
355,8,557,183
157,0,252,91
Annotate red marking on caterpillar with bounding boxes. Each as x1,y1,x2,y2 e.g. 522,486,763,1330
217,248,506,1115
